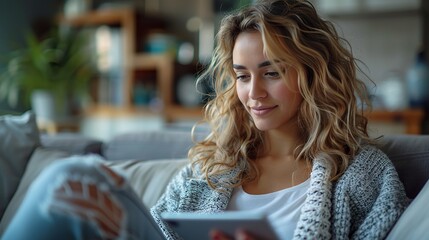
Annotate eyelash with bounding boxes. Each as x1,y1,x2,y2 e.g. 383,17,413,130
235,70,282,81
236,74,249,81
265,71,280,78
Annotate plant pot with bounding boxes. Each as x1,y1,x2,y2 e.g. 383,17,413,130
31,90,69,122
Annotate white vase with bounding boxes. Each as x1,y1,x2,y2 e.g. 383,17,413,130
379,73,409,110
31,90,67,122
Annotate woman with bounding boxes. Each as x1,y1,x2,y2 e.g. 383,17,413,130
3,0,408,239
151,0,408,239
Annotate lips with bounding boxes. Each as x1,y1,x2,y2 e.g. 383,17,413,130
250,105,277,116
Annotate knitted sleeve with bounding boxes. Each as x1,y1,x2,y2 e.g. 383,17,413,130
150,165,193,240
332,146,410,240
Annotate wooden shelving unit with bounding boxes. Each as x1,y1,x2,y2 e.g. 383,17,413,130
59,8,136,108
59,8,201,122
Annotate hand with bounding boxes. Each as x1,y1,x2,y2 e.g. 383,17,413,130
209,229,257,240
48,164,126,239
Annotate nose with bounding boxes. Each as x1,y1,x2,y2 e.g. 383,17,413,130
249,76,267,99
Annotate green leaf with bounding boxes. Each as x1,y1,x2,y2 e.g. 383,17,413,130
0,26,97,108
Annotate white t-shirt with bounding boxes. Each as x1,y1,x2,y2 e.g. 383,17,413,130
227,179,310,240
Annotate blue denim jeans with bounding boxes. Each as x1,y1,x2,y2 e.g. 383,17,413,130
2,157,164,240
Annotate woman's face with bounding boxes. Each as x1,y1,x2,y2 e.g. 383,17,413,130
233,31,303,132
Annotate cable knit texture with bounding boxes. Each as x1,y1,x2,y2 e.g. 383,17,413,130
151,145,409,239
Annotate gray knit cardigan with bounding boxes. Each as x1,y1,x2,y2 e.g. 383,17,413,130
151,145,409,239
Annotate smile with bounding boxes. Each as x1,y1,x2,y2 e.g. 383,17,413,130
250,106,277,116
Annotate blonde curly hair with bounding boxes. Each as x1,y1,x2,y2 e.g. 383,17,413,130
189,0,372,188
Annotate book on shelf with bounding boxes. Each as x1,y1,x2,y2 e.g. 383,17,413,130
94,25,125,106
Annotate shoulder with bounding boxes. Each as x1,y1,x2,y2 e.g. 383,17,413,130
348,144,392,174
166,163,201,190
151,163,210,211
331,145,409,239
336,144,399,192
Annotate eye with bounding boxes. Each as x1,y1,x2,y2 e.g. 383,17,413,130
264,71,280,79
235,73,250,82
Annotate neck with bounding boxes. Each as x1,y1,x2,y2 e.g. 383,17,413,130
260,127,302,159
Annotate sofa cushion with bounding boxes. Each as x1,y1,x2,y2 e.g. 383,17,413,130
106,158,188,208
378,134,429,199
41,133,103,155
103,130,207,161
0,111,40,219
0,147,71,233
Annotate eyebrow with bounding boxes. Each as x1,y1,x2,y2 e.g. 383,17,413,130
232,61,272,70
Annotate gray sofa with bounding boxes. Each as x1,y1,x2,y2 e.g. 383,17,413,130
41,130,429,199
1,112,429,237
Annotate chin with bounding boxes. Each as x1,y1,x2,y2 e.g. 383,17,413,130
253,122,274,131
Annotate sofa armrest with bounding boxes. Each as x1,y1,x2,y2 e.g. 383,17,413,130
379,134,429,199
40,133,103,155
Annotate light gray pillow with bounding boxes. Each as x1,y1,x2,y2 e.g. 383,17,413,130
106,158,188,208
0,147,71,233
0,111,40,219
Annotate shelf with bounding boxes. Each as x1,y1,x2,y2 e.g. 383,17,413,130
37,118,81,134
83,104,161,117
58,8,134,26
167,108,424,132
365,108,425,134
165,105,203,122
59,9,203,122
133,53,173,69
132,53,174,112
83,104,203,122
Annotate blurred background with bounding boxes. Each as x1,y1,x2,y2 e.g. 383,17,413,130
0,0,428,140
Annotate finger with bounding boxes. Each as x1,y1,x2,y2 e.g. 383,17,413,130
100,189,123,219
99,164,125,187
53,182,124,234
68,180,84,193
51,193,122,238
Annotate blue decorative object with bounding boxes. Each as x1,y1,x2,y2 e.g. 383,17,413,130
406,50,429,108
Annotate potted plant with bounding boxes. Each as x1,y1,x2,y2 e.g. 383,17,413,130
0,27,96,121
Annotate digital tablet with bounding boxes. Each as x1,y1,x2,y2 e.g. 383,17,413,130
161,211,280,240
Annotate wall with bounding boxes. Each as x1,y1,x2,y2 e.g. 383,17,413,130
0,0,62,112
326,13,422,95
313,0,425,134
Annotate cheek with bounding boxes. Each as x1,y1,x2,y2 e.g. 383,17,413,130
274,85,303,106
236,83,248,105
